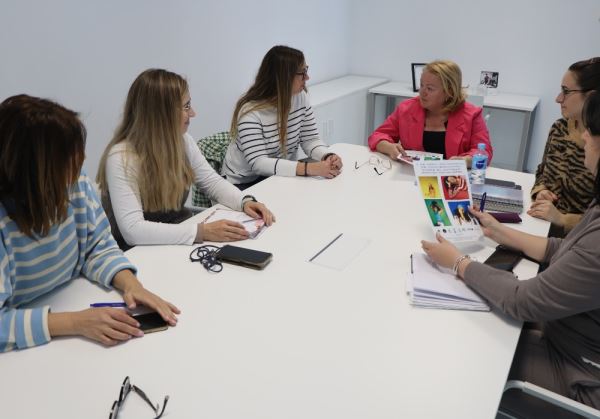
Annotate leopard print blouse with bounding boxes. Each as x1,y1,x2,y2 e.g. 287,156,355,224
532,118,595,232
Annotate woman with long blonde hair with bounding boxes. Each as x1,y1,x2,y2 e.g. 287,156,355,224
98,69,273,249
222,45,343,189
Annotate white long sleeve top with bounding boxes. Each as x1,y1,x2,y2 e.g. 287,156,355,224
104,133,245,245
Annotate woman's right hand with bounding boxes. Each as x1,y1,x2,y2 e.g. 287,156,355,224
198,220,249,242
72,308,143,346
535,189,558,202
309,161,341,178
376,141,406,160
469,207,501,240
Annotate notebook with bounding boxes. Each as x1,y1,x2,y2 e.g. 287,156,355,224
471,184,524,213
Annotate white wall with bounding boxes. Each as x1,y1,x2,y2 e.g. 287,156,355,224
348,0,600,172
0,0,351,178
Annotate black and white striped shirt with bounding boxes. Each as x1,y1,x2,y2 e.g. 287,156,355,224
222,91,329,184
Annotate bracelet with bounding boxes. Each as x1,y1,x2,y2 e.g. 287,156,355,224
304,161,308,177
452,254,471,276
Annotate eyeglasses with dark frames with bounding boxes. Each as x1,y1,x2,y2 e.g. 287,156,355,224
296,66,309,80
354,156,392,175
559,86,587,97
109,376,169,419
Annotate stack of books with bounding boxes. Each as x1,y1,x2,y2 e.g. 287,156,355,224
406,253,490,311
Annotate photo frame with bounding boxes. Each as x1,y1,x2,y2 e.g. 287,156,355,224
480,71,499,89
411,63,427,92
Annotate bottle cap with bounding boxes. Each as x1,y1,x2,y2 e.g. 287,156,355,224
477,143,486,150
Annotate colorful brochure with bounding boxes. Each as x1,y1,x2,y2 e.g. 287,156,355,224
413,159,482,242
397,150,443,165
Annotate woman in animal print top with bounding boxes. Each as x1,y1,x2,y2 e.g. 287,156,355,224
529,58,600,237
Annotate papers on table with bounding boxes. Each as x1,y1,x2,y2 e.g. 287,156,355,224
309,233,371,271
397,150,443,165
406,253,490,311
413,159,483,243
203,208,266,239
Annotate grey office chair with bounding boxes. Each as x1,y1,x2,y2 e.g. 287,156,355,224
497,380,600,418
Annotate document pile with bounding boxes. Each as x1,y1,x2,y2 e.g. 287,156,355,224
406,253,490,311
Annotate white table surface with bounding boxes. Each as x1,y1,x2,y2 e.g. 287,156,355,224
369,81,540,112
0,144,549,419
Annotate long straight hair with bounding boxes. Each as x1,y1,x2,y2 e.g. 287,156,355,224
230,45,305,153
0,95,86,237
97,69,194,211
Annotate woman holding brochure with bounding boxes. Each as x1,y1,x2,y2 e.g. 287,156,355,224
222,45,343,189
97,69,274,250
528,57,600,237
0,95,179,352
421,91,600,416
368,60,493,167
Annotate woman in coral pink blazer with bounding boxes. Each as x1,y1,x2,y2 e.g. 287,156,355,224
368,60,492,168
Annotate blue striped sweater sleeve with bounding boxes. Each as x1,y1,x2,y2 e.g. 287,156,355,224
77,177,136,286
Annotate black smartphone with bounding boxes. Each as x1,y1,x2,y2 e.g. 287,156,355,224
216,245,273,270
484,245,523,272
132,311,168,333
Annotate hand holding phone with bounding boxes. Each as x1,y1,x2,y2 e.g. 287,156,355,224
132,311,168,333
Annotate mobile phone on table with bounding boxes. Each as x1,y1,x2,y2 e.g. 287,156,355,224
132,311,168,333
483,245,523,272
216,245,273,270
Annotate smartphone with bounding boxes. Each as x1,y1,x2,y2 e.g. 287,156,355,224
216,245,273,270
132,311,168,333
484,245,523,272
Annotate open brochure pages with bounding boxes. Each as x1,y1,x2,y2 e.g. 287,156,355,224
413,159,482,243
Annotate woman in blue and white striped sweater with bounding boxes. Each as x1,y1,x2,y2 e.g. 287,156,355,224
0,95,179,352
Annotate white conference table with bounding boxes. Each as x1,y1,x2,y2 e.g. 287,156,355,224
0,144,549,419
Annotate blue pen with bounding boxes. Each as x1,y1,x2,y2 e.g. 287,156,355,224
90,302,127,308
480,192,487,212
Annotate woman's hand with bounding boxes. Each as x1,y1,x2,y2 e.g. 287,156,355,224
535,189,558,202
527,200,564,225
309,160,341,178
469,206,501,240
71,308,144,346
199,220,249,242
243,201,275,226
119,280,180,326
421,232,462,270
324,153,343,170
376,141,406,160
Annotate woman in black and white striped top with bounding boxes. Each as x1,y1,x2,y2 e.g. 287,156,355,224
222,45,343,189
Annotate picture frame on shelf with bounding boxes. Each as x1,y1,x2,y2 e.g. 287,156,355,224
480,71,499,89
411,63,427,92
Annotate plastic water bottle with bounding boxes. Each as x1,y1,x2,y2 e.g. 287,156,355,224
470,143,488,184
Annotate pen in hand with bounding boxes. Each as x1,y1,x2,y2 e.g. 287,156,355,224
480,192,487,212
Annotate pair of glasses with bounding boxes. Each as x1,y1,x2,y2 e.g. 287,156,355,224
296,66,309,80
109,376,169,419
354,156,392,175
183,100,192,112
559,87,587,97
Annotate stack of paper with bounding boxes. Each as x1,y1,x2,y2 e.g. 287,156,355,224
406,253,489,311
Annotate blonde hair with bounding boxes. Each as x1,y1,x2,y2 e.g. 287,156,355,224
424,60,466,113
230,45,305,154
97,69,194,212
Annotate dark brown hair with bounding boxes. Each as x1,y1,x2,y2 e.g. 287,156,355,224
230,45,305,152
569,57,600,92
0,95,86,237
582,90,600,203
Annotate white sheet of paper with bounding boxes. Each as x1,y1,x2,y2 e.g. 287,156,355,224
309,233,371,271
